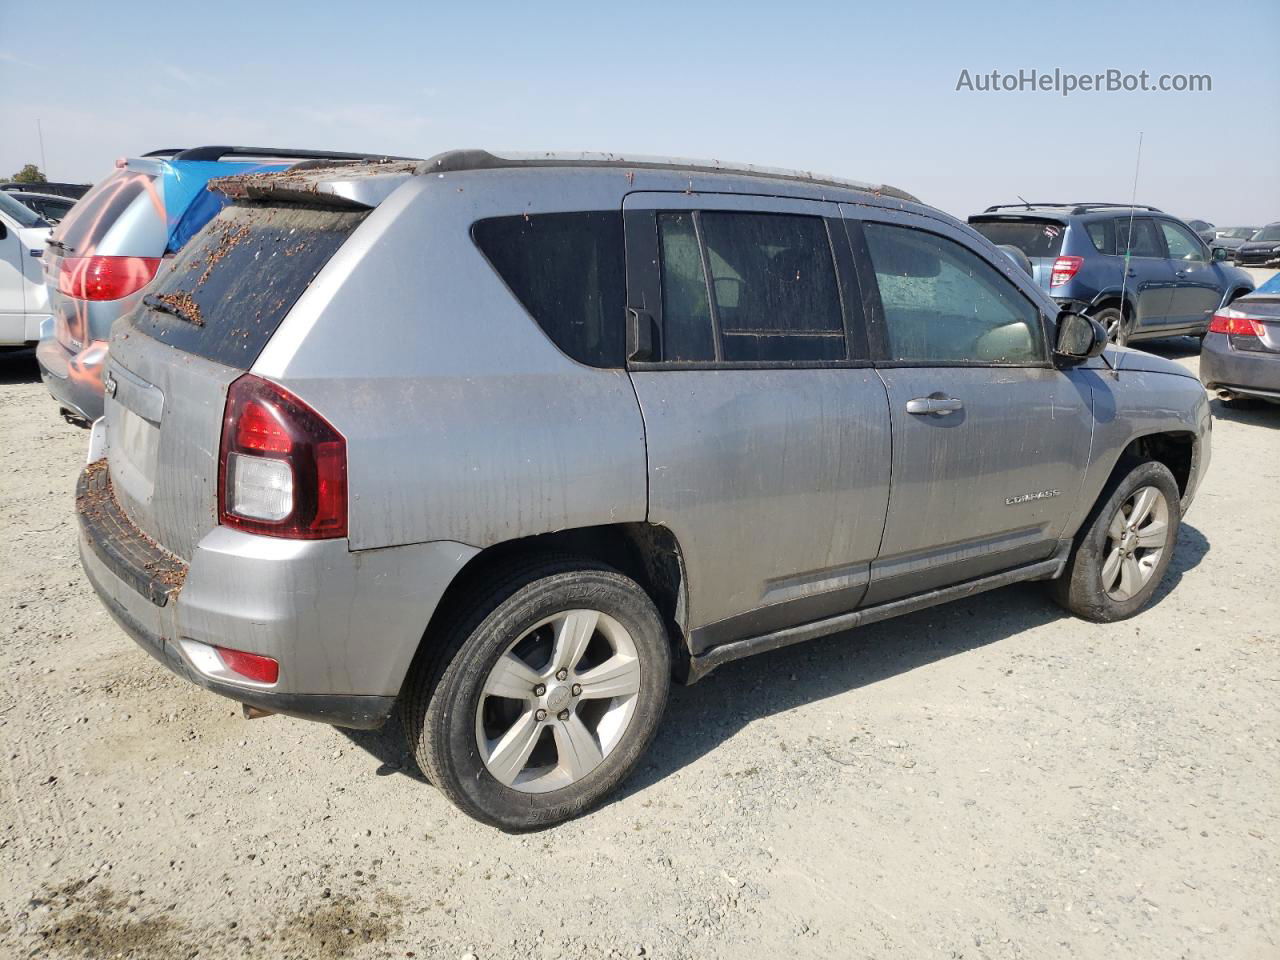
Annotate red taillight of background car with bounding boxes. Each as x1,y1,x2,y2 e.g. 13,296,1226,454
1208,308,1265,336
1049,255,1084,287
214,646,279,685
58,256,161,301
218,375,348,539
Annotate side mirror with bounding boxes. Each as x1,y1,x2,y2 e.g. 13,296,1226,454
1054,310,1107,363
0,221,7,240
1211,246,1228,262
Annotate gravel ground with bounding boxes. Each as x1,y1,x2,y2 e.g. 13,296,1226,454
1,327,1277,960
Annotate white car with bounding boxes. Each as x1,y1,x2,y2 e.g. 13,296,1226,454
0,190,52,346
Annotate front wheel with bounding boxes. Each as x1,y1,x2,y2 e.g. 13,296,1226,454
1051,460,1181,622
401,558,671,831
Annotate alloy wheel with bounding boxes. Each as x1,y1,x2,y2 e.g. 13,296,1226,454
1101,485,1170,601
475,609,641,793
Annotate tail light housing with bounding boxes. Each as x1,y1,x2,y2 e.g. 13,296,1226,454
58,255,161,301
218,375,347,539
1208,308,1264,336
1049,255,1084,287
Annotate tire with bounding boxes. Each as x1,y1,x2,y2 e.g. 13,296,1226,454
401,557,671,831
1093,306,1130,346
1050,460,1181,622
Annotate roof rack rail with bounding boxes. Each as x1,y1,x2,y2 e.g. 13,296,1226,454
981,201,1163,215
170,146,417,164
418,150,920,204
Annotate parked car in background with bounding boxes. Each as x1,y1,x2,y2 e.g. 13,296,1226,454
77,151,1211,830
0,190,52,347
2,181,91,200
1233,223,1280,268
1208,225,1260,255
1200,272,1280,406
1185,219,1216,244
9,191,76,224
970,203,1254,345
38,146,406,423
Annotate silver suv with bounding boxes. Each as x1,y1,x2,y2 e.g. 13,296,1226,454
76,151,1211,830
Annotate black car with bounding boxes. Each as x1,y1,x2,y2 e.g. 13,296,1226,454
1185,218,1216,244
1234,223,1280,268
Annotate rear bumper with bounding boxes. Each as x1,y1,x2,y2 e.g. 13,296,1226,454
76,459,479,729
1199,333,1280,399
37,336,105,422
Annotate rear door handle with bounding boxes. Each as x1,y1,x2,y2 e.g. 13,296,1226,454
906,397,963,416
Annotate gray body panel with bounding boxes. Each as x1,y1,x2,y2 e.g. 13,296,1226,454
77,155,1213,724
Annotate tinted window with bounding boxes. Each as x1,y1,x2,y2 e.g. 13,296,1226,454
473,212,625,368
698,212,845,362
969,219,1064,258
657,213,715,362
0,190,47,228
1085,219,1116,255
1116,217,1164,258
54,169,159,254
863,222,1043,364
1160,221,1205,261
135,202,366,369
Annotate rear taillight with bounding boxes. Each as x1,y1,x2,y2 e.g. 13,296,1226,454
1049,255,1084,287
58,256,161,301
218,375,348,540
1208,308,1264,336
214,646,279,685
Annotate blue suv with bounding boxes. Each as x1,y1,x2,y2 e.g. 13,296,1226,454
970,203,1255,346
38,146,407,423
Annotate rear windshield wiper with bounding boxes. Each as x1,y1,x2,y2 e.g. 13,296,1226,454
142,292,203,327
45,238,74,254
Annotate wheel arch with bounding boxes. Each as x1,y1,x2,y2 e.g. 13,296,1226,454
1085,430,1199,526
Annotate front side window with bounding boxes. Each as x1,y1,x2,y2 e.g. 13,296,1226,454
655,211,847,364
1160,221,1206,261
862,222,1043,364
473,212,626,368
1116,217,1164,259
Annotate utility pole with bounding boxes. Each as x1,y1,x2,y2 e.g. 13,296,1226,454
37,119,47,176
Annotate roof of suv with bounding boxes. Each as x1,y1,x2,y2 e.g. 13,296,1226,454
977,202,1164,218
211,148,922,209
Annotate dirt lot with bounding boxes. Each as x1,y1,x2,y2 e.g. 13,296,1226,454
1,332,1277,960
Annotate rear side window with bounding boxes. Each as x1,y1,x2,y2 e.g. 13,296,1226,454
135,202,366,369
472,212,626,368
655,211,847,363
863,222,1043,364
54,169,160,254
969,219,1064,258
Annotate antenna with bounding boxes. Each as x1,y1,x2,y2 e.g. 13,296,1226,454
37,119,47,176
1116,132,1144,345
1017,194,1031,209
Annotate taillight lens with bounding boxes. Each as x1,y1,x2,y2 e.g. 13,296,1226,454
218,375,348,539
214,646,279,685
1208,308,1264,336
1050,255,1084,287
58,256,161,301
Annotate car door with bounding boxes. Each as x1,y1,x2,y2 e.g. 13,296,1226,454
623,191,892,652
840,206,1094,605
0,212,28,341
1116,217,1177,332
1158,219,1222,330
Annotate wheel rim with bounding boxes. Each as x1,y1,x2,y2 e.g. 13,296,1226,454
1101,485,1170,601
475,609,641,794
1101,310,1124,343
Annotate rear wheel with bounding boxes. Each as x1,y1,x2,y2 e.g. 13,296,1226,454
401,558,671,831
1051,460,1181,622
1093,305,1130,346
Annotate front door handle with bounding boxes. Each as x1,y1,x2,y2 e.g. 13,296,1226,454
906,397,963,416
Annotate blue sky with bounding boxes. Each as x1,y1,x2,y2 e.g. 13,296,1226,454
2,0,1276,223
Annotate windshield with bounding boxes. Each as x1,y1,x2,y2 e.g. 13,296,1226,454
0,190,48,228
1223,227,1257,239
969,219,1065,258
1251,225,1280,242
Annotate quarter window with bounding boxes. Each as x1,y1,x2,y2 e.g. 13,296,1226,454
655,211,848,363
862,222,1043,364
1085,219,1116,255
472,212,626,368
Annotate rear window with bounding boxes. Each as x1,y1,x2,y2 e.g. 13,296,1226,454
54,168,159,254
134,202,366,369
969,219,1065,258
472,212,626,368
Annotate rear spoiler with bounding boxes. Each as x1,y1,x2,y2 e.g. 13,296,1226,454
208,159,420,210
